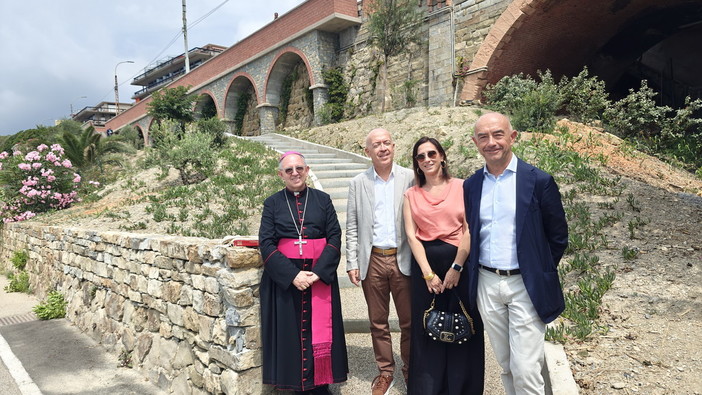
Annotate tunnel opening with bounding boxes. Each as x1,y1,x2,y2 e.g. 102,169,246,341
588,3,702,108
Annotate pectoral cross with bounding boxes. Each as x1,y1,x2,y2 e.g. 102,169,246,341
294,235,307,256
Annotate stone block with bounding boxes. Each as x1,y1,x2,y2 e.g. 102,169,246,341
212,318,228,347
188,364,205,389
163,281,183,304
192,290,204,313
202,292,222,317
147,309,161,332
202,369,222,394
167,303,185,327
174,341,194,369
154,255,174,270
223,248,263,269
183,306,200,332
122,327,136,351
218,268,262,290
204,277,219,294
160,322,174,339
223,288,254,308
192,275,205,290
199,315,215,343
135,333,153,363
147,279,163,298
179,284,193,306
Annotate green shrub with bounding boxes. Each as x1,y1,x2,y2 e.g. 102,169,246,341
10,250,29,270
114,126,144,150
558,67,610,123
151,121,218,185
5,271,30,293
484,71,561,133
33,291,67,320
603,81,702,171
483,72,538,114
603,80,666,139
196,117,228,148
322,67,349,123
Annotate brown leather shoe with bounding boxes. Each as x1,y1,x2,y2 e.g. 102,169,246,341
371,374,394,395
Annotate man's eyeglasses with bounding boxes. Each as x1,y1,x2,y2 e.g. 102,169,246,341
415,150,438,162
284,166,306,175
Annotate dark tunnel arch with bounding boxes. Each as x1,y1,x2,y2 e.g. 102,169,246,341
463,0,702,108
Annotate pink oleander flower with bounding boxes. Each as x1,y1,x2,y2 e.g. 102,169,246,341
13,151,22,156
88,180,100,186
32,162,42,169
18,163,31,171
45,152,58,162
61,159,72,168
51,144,64,154
37,144,49,152
0,151,9,159
22,177,38,187
25,151,41,161
41,168,54,176
73,174,81,183
47,175,56,182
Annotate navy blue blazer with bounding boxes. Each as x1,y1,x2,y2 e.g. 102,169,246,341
463,158,568,324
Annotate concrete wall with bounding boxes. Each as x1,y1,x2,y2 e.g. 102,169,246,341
0,223,265,395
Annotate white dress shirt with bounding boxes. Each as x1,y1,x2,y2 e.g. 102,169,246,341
479,154,519,270
372,168,397,248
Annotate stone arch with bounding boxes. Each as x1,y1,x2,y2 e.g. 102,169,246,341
264,47,316,106
460,0,702,107
193,91,218,119
134,125,145,149
224,73,261,136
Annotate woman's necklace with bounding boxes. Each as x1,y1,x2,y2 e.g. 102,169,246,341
284,189,309,256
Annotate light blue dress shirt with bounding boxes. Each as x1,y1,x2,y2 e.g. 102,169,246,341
479,154,519,270
372,168,397,249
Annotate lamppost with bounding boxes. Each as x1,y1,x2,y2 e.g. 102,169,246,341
114,60,134,114
70,96,87,118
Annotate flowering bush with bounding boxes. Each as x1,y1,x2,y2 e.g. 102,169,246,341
0,143,83,223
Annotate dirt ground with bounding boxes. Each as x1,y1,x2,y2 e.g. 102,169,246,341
35,108,702,394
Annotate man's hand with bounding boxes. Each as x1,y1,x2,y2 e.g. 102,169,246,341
292,271,316,291
347,269,360,286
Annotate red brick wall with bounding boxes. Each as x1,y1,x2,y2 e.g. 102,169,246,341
107,0,358,131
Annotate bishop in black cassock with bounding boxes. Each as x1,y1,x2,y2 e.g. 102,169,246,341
259,152,348,394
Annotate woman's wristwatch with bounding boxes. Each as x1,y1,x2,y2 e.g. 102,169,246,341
451,262,463,272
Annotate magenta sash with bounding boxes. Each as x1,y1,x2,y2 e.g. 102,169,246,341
278,238,334,385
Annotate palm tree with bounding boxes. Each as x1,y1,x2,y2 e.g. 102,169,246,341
60,127,134,170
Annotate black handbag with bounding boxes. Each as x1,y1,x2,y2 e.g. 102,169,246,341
423,291,475,344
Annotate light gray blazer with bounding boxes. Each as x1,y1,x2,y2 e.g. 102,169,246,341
345,163,415,280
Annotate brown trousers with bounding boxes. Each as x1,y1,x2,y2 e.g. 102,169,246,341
361,251,412,380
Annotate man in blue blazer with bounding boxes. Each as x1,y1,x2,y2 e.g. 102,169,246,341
463,112,568,395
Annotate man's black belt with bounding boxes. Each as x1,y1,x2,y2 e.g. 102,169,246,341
479,264,521,276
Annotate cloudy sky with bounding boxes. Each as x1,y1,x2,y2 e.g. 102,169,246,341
0,0,305,135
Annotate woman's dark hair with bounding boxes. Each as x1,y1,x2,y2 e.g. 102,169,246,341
411,136,451,187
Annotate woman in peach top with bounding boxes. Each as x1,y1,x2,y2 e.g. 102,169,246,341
403,137,484,394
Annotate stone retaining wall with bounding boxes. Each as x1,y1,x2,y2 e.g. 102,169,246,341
0,223,265,395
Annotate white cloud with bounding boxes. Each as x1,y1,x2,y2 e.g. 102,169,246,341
0,0,305,134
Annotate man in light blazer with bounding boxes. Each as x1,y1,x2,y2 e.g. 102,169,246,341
463,112,568,395
346,128,414,394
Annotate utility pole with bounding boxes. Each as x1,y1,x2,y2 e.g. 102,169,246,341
114,60,134,113
182,0,191,74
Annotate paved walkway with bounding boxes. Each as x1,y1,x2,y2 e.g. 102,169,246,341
0,276,165,395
